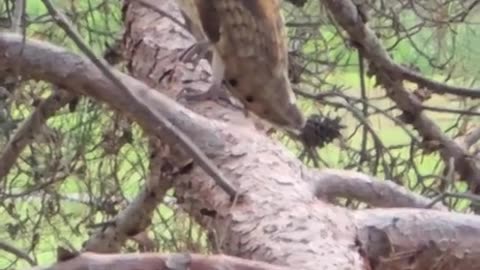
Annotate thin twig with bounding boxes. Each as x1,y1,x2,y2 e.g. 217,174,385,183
422,105,480,117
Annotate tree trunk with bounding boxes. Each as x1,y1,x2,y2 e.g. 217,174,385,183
121,1,364,269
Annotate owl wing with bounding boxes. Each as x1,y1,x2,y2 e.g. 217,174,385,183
194,0,288,71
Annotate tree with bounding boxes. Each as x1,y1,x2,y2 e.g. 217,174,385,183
1,0,480,269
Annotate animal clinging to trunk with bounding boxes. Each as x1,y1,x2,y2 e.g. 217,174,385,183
176,0,306,134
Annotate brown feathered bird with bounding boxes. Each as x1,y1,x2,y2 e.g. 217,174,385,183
176,0,306,134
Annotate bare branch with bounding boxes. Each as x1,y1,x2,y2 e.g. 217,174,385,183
309,169,446,210
399,66,480,99
27,252,293,270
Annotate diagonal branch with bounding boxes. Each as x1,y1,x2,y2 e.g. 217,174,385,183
399,68,480,98
308,169,447,210
355,208,480,270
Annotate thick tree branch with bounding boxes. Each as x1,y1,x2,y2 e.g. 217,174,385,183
27,252,292,270
309,169,446,210
355,208,480,270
